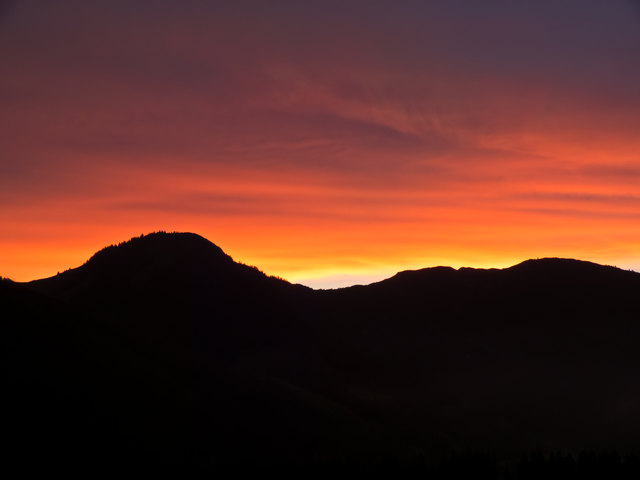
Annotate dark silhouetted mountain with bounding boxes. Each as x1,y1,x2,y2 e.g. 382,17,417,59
4,232,640,474
32,232,312,356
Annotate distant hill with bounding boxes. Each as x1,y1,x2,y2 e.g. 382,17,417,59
31,232,311,356
4,232,640,474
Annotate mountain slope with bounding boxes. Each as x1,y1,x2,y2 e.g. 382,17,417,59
313,258,640,454
13,233,378,470
31,232,313,354
5,232,640,471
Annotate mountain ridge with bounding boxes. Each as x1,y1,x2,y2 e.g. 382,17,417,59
20,230,638,289
4,231,640,473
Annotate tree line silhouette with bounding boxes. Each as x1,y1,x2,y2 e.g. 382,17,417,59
186,450,640,478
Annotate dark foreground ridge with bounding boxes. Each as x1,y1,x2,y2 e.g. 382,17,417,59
4,231,640,476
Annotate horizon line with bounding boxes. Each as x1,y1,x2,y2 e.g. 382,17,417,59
3,231,638,290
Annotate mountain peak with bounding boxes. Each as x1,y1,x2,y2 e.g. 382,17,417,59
30,231,301,305
31,231,245,292
507,257,621,274
87,231,231,265
76,231,239,277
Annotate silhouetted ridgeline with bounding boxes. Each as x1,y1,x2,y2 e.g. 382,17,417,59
4,232,640,475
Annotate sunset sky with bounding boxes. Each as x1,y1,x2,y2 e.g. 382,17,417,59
1,1,639,288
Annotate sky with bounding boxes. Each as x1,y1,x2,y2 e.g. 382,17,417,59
1,0,639,288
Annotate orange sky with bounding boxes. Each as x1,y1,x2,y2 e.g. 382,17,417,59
1,1,639,288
